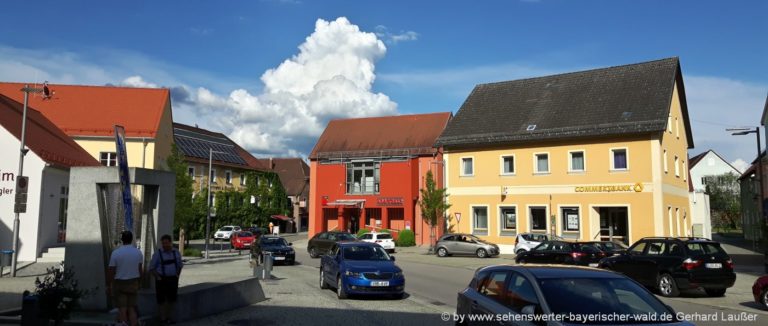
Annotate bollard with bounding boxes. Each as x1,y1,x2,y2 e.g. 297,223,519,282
261,252,273,280
0,250,13,277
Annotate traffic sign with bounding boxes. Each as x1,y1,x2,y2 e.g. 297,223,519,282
14,203,26,213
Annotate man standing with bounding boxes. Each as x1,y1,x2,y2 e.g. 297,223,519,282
107,231,144,326
150,234,183,324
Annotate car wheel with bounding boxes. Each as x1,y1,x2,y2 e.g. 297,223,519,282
309,247,318,258
437,247,448,257
704,288,726,297
761,288,768,309
476,248,488,258
657,273,679,297
336,276,347,299
516,249,526,255
319,270,328,289
517,258,526,264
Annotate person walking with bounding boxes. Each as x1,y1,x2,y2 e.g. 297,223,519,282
107,231,144,326
150,234,183,324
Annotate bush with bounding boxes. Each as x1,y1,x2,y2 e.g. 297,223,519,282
356,228,390,238
395,229,416,247
32,263,93,322
183,248,203,257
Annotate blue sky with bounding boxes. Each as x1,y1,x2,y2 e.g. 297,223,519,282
1,0,766,167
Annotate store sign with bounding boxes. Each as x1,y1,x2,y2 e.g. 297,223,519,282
377,197,404,206
575,183,644,193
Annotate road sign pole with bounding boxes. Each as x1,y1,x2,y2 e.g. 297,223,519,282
11,86,29,277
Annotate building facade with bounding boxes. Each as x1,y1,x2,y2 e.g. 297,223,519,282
0,95,99,261
272,158,310,232
309,113,451,245
687,150,741,239
435,58,694,253
0,83,175,171
739,163,762,241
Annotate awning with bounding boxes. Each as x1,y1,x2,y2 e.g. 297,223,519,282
271,215,294,221
324,199,366,207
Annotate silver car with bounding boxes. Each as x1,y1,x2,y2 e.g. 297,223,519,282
513,233,562,254
435,233,499,258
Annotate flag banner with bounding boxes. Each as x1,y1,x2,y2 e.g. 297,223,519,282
114,125,133,231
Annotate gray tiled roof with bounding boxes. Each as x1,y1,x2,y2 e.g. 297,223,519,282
435,57,693,149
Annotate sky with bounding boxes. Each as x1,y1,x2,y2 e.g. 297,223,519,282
0,0,766,170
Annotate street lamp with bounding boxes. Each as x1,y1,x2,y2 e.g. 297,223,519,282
10,85,43,277
204,148,227,259
727,126,766,272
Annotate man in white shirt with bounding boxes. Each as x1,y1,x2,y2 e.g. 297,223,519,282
107,231,144,326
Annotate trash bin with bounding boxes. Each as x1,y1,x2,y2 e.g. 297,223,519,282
21,291,43,326
0,250,13,277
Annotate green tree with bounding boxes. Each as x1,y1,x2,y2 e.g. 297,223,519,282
167,144,194,242
419,170,451,252
704,173,741,230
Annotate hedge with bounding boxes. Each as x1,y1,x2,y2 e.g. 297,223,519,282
395,229,416,247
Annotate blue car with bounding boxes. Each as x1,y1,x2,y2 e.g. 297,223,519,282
320,242,405,299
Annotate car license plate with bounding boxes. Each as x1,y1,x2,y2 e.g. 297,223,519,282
274,256,285,261
588,263,599,267
705,263,722,269
370,281,389,287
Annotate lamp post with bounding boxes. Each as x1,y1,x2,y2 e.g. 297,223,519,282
10,85,43,277
728,127,766,272
204,148,227,259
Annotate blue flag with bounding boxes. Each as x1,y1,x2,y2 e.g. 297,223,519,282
114,125,133,231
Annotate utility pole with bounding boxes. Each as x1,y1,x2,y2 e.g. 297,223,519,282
11,85,42,277
204,148,226,260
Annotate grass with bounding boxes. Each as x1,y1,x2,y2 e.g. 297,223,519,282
183,248,203,257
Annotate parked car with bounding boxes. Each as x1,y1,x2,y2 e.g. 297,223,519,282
248,227,266,238
585,240,628,256
230,231,256,250
319,242,405,299
358,232,396,253
213,225,241,241
258,235,295,265
434,233,500,258
598,237,736,297
752,275,768,310
515,241,606,267
457,264,692,325
308,231,357,258
513,233,563,254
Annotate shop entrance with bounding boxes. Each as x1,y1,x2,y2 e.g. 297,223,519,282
598,207,628,245
350,215,360,234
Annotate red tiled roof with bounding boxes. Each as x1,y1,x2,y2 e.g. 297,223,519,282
309,112,452,159
0,94,100,168
0,82,170,138
272,158,310,196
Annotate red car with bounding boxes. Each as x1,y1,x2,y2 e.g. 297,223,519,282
753,275,768,310
231,231,256,250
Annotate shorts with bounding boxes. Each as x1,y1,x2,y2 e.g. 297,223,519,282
113,278,139,308
155,276,179,304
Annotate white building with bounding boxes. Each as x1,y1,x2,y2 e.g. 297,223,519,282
688,150,742,239
0,95,98,262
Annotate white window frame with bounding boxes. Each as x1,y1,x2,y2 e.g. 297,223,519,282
668,206,673,236
240,173,246,186
210,169,217,183
610,147,629,171
527,205,549,232
460,156,475,177
225,170,233,184
500,154,516,176
470,204,490,234
99,152,117,167
668,116,673,133
675,117,680,139
498,205,518,233
188,167,195,181
682,160,687,182
663,150,668,173
559,205,582,233
674,156,680,178
533,152,550,174
568,150,586,173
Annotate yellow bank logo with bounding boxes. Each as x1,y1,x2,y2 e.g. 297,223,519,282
575,183,644,193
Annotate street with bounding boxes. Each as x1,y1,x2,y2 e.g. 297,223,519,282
184,237,767,325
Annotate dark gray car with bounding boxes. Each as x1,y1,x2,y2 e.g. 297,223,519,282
435,233,499,258
456,265,692,325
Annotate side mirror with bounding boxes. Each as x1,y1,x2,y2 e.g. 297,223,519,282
390,256,396,261
289,243,293,246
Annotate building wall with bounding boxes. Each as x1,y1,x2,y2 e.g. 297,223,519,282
152,100,175,171
660,83,694,237
187,163,252,193
690,152,740,191
740,176,763,241
689,191,712,239
75,137,158,169
37,167,70,256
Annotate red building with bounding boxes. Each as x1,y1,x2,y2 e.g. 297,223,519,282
308,113,452,245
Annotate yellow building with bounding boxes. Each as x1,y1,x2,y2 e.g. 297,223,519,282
0,83,174,170
435,58,694,253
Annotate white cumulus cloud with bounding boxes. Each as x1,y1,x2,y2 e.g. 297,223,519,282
121,75,159,88
730,159,750,174
374,25,419,44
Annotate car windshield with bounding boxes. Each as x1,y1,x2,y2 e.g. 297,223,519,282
261,238,288,246
538,278,673,324
238,232,253,237
377,234,392,239
220,227,233,231
343,245,391,261
686,243,725,255
335,234,356,241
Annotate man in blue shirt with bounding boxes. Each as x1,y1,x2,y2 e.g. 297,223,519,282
150,234,183,324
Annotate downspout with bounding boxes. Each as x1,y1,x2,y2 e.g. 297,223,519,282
141,138,148,168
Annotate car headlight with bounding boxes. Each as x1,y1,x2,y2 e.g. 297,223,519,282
394,272,403,278
344,270,362,278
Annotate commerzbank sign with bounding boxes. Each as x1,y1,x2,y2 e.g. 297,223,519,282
575,183,644,193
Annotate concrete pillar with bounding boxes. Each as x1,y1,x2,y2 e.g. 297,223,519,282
337,207,345,232
359,208,367,230
382,208,390,229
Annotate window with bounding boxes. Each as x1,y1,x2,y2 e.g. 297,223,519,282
500,207,516,231
505,272,539,312
225,171,233,184
188,167,195,180
682,161,687,181
501,155,515,175
674,156,680,177
611,148,628,170
240,174,246,186
473,206,488,230
346,162,380,194
663,150,668,173
461,157,474,176
668,116,673,133
100,152,117,166
646,242,667,255
675,117,680,138
629,242,647,255
479,272,509,303
569,151,585,172
210,169,217,183
534,153,549,174
530,207,547,231
561,207,580,232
